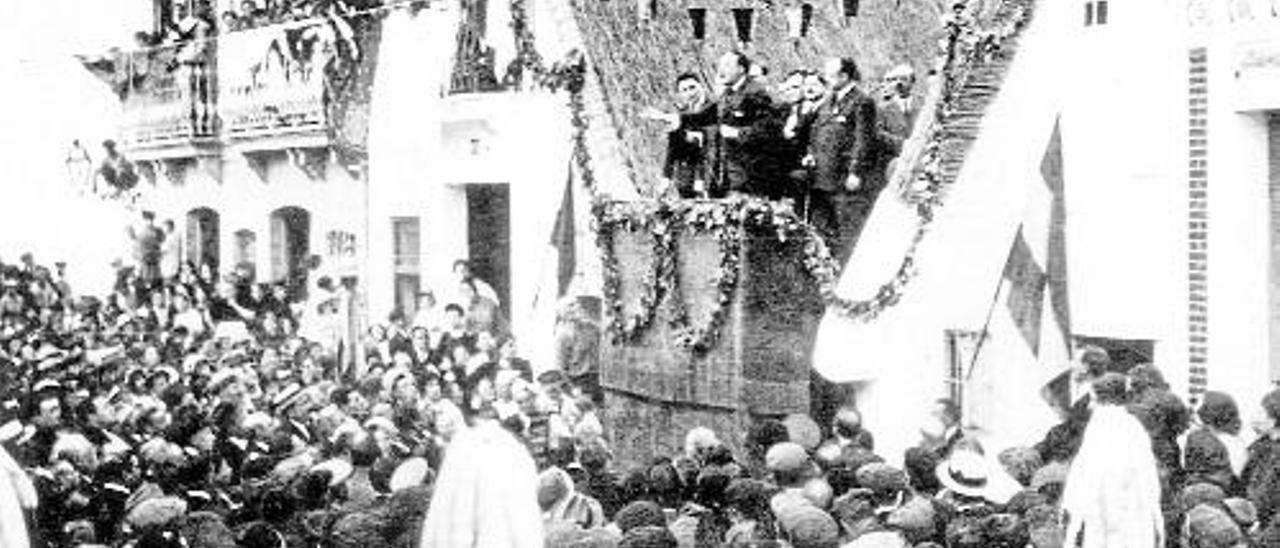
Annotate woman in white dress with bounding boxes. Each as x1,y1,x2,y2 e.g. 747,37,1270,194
1062,373,1164,548
0,444,36,548
419,420,542,548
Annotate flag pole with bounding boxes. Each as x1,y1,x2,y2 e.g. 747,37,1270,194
964,229,1019,381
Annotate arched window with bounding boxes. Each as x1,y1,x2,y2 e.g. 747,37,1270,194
234,229,256,275
186,207,220,272
270,206,311,296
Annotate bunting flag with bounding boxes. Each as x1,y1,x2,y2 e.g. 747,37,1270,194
996,116,1070,369
842,0,860,17
688,7,708,40
964,116,1071,446
551,169,576,296
1004,227,1047,354
732,8,755,44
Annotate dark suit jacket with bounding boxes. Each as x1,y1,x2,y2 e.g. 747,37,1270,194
717,77,778,194
877,94,919,158
662,101,719,195
807,85,879,194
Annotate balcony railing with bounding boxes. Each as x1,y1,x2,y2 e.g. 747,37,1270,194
116,45,217,156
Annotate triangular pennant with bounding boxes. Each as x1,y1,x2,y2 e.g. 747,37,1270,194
732,8,755,44
688,7,708,40
1003,227,1047,355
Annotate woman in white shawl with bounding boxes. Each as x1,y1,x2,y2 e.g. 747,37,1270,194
0,444,37,548
419,420,543,548
1062,373,1164,548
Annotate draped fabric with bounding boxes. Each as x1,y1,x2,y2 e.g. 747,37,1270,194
419,422,543,548
1062,405,1164,548
0,446,34,548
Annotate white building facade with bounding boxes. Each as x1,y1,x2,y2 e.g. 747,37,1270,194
100,0,595,368
1062,0,1280,412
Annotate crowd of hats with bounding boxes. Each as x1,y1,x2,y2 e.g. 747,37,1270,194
0,253,604,548
511,354,1280,548
6,250,1280,548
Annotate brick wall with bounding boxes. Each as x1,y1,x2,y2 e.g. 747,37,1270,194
1187,47,1209,404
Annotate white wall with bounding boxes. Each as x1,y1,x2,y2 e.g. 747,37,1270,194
366,2,457,319
140,151,364,281
1206,106,1272,421
1061,0,1188,391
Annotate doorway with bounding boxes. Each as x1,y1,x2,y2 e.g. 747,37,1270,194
270,206,311,298
186,207,220,272
466,184,510,316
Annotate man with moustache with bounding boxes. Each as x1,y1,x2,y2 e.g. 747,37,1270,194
804,57,882,264
715,51,779,198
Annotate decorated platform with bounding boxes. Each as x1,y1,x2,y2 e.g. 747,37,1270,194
595,199,835,463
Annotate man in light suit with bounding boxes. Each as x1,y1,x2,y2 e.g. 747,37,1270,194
877,63,920,160
804,57,881,263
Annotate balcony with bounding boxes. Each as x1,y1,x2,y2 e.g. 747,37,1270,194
113,45,219,161
217,18,334,151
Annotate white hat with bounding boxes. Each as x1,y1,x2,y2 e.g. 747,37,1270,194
363,416,398,433
33,379,63,393
935,451,1021,505
885,63,915,79
311,458,354,487
0,419,23,442
389,457,431,491
207,369,241,395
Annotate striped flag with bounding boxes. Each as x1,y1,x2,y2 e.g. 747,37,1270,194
965,117,1072,445
550,169,576,297
1003,116,1071,363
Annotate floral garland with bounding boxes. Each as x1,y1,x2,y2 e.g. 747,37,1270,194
813,0,1034,322
508,0,594,199
596,203,674,343
597,199,826,351
666,203,742,354
521,0,1035,344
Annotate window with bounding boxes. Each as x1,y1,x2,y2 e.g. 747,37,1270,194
234,229,256,271
1084,0,1108,25
269,207,310,295
392,217,421,317
186,207,220,272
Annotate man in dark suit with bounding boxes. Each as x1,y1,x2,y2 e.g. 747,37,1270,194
774,70,818,204
652,72,719,198
805,57,881,263
715,51,778,198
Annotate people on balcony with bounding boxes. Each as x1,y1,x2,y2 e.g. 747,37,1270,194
715,51,781,200
778,69,820,206
877,63,920,161
805,57,882,261
96,141,139,197
645,53,905,267
647,73,720,199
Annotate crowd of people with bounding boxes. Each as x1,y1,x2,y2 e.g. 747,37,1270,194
1,239,1279,548
645,52,919,264
0,243,607,548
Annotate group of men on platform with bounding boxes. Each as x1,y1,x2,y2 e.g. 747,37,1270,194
647,52,918,264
